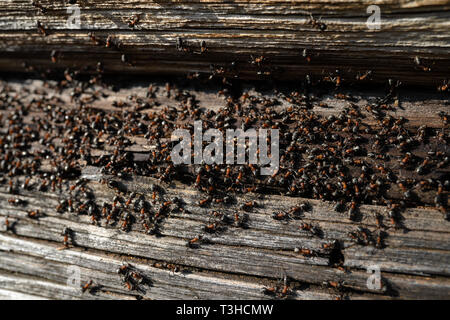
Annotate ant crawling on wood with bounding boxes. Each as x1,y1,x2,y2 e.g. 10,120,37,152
58,227,73,250
414,56,431,72
307,13,327,31
176,37,191,52
262,275,293,299
299,222,322,238
250,55,265,67
437,79,449,92
4,216,16,233
36,21,47,36
127,14,140,29
32,1,47,14
118,263,151,291
186,234,211,249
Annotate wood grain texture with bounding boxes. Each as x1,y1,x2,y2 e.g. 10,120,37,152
0,1,449,85
0,79,449,300
1,173,450,299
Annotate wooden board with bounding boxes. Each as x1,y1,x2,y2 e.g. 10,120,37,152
0,1,449,86
0,78,449,299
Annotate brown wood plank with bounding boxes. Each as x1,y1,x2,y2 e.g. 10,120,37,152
0,1,449,85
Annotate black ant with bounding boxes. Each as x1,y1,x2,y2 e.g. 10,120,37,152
414,56,431,72
127,14,140,29
250,55,265,67
307,14,327,31
272,211,290,221
176,37,190,52
81,280,95,294
186,234,209,249
437,80,449,92
299,222,322,237
32,1,47,14
37,21,47,36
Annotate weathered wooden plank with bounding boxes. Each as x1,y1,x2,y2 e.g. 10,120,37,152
0,234,348,300
1,171,450,298
0,272,115,300
5,0,450,13
0,1,449,85
3,79,449,128
0,71,449,301
0,288,47,300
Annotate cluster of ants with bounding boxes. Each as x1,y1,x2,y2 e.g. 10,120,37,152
262,275,350,300
1,21,450,297
79,263,151,295
1,71,448,241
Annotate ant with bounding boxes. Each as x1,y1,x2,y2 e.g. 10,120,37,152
8,198,26,206
153,261,182,276
386,202,402,228
121,54,133,66
27,210,41,219
262,275,292,299
348,226,373,246
323,280,346,292
347,201,359,221
121,212,132,231
186,234,209,248
272,211,290,221
307,14,327,31
321,240,337,251
333,200,345,212
438,111,448,125
81,280,95,294
375,212,384,229
240,200,257,212
289,202,311,217
299,222,322,237
437,80,449,92
118,263,149,291
89,32,102,45
50,50,58,63
262,286,277,296
250,55,265,67
192,40,208,54
32,1,47,14
375,229,385,249
4,216,15,233
176,37,190,52
233,213,249,228
200,40,207,54
105,35,116,48
21,177,31,190
127,14,140,29
294,247,316,257
203,222,223,234
302,48,311,62
279,275,292,298
414,56,431,72
57,227,73,250
37,21,47,36
198,198,210,207
356,70,372,81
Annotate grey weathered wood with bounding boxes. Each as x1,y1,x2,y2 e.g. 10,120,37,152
0,78,449,300
1,173,450,299
0,1,449,85
0,234,351,300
